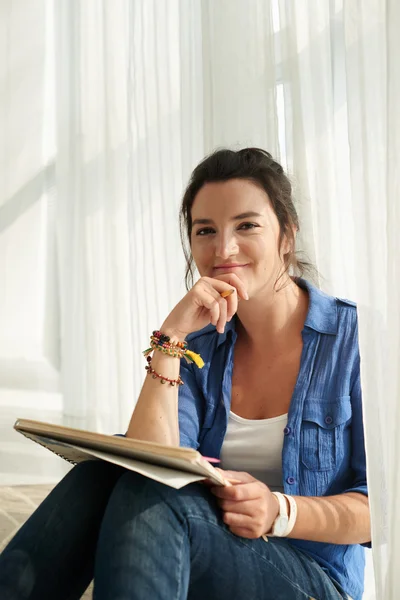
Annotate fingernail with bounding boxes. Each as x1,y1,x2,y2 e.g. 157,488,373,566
244,292,249,300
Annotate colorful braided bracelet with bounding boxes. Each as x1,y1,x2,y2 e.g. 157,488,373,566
143,330,204,368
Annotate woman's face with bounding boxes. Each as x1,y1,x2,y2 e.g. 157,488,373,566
190,179,291,297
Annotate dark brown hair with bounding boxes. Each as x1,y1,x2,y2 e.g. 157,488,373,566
179,147,317,290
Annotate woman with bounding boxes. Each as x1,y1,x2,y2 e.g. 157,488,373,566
0,148,370,600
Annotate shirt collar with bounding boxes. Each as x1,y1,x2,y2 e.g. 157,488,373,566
215,277,338,348
296,277,338,335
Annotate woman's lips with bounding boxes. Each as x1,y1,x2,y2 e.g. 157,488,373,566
213,264,248,272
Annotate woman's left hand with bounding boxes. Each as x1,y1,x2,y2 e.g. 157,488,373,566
210,469,280,539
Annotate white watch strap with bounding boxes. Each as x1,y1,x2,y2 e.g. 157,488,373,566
272,492,287,519
263,492,297,540
269,492,288,537
284,494,298,536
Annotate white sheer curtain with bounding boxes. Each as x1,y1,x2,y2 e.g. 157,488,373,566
344,3,400,598
2,0,400,597
271,2,397,598
54,0,197,432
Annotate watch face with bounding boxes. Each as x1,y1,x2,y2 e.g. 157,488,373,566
275,515,289,536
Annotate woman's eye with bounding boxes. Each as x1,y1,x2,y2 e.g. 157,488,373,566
196,228,215,236
195,223,259,236
238,222,258,230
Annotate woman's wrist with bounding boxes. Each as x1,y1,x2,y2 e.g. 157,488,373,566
159,324,187,343
147,328,204,369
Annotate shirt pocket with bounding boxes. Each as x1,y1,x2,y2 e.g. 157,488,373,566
300,396,352,472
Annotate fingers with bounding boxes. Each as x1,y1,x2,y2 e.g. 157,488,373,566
197,284,231,334
214,469,255,482
211,481,262,501
221,274,248,301
194,276,247,334
208,295,222,330
201,274,248,302
211,287,238,323
209,470,271,539
211,273,249,301
202,477,241,488
199,290,224,331
225,288,238,322
222,506,269,539
223,513,266,539
216,293,228,333
217,498,260,516
222,512,255,529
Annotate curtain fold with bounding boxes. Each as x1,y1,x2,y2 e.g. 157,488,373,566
202,0,279,153
277,0,356,295
343,2,400,597
54,0,198,432
55,1,133,432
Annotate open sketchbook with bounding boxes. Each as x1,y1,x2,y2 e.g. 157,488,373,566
14,419,229,489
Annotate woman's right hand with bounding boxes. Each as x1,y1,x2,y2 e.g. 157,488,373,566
161,274,248,340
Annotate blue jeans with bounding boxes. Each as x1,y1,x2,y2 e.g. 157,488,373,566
0,461,349,599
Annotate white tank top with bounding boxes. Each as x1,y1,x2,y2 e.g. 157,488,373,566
220,411,288,493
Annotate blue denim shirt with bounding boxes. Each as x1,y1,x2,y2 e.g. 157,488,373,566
178,277,369,600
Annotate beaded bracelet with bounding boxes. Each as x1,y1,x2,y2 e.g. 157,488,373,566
152,330,188,350
145,356,183,386
143,330,204,368
150,340,185,359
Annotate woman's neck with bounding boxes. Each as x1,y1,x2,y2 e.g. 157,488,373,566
235,278,309,353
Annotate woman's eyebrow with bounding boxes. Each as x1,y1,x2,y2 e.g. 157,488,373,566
192,211,263,226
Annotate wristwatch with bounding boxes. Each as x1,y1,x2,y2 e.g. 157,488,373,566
268,492,289,537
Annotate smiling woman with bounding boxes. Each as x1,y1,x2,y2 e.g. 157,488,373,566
180,148,315,292
0,148,368,600
191,179,293,302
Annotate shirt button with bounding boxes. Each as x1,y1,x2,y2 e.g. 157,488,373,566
287,476,295,485
283,426,291,436
325,415,333,425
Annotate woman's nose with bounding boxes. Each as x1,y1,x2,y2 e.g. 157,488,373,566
215,233,239,259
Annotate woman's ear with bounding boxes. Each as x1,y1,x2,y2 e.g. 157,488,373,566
281,226,297,257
